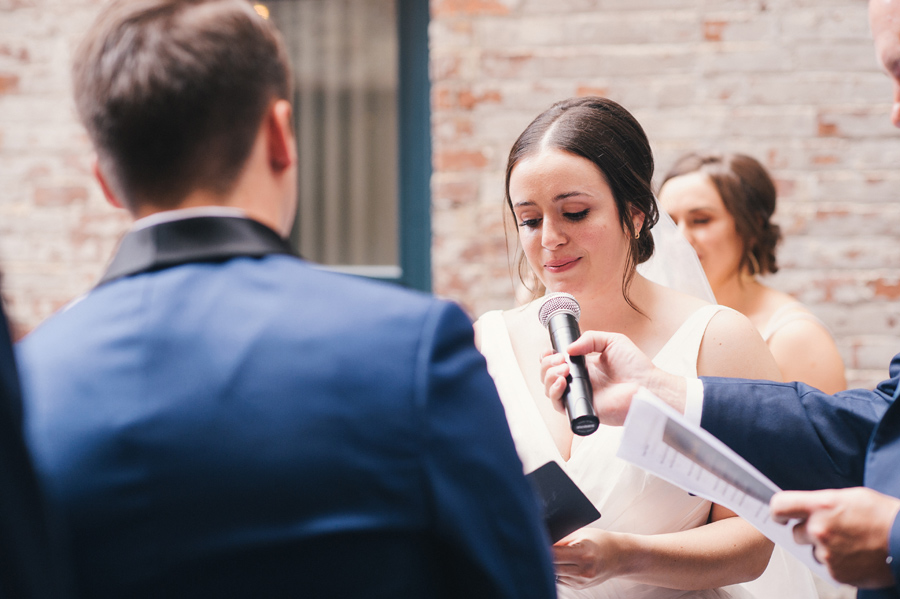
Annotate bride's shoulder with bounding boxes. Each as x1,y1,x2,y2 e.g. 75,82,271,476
698,306,782,380
703,306,760,339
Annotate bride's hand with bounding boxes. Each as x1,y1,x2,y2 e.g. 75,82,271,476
553,529,631,589
540,331,654,425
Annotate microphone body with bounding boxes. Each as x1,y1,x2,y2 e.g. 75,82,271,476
538,293,599,436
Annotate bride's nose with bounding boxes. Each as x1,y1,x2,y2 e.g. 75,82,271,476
542,217,567,249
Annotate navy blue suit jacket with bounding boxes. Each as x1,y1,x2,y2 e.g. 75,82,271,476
0,302,72,598
17,216,555,599
701,358,900,599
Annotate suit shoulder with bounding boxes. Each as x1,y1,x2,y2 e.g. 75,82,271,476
280,259,469,324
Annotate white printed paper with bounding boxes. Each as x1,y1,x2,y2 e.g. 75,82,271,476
616,387,837,585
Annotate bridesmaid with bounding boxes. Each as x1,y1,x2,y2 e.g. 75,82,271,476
659,152,846,394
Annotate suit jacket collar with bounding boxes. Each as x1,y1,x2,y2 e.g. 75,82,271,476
97,216,296,287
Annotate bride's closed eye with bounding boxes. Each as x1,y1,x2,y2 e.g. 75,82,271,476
564,209,589,222
518,208,590,228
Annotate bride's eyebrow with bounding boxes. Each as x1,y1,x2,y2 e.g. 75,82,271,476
554,191,588,201
513,191,591,208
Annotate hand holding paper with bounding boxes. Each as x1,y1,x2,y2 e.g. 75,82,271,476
771,488,900,589
616,388,839,585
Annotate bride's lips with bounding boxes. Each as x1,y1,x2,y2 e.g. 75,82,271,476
544,257,581,273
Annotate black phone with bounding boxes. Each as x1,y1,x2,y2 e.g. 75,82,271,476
526,461,601,543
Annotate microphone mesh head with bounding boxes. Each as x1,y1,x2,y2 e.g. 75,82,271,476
538,292,581,328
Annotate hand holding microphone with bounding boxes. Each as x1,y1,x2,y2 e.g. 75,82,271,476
538,292,599,436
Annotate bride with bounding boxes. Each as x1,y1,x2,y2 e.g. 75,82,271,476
474,96,817,598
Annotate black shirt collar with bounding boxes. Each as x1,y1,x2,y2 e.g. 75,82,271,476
97,216,296,287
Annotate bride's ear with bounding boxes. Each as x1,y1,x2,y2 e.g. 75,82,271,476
630,207,646,236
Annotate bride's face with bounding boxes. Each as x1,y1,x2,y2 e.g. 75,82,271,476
509,148,642,298
658,171,744,291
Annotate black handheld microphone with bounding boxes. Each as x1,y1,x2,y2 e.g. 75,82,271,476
538,292,599,436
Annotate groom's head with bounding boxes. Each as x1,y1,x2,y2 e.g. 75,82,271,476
72,0,292,212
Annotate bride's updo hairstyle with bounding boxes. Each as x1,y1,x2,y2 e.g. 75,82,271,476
505,96,660,303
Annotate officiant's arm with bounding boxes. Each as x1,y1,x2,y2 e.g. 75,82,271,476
541,308,781,424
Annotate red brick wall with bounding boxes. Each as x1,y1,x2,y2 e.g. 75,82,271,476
429,0,897,388
0,0,130,337
1,0,896,390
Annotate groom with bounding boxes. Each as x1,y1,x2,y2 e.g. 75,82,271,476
15,1,555,597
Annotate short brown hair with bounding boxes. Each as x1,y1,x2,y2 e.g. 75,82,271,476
662,153,781,276
505,96,659,307
73,0,292,210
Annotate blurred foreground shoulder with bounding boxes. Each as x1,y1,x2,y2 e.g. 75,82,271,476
766,315,846,394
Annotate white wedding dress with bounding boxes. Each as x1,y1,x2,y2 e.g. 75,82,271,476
477,304,817,599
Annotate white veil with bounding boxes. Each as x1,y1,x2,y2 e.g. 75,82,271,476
637,202,716,304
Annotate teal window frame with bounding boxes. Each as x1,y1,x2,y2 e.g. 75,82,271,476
395,0,431,292
310,0,431,292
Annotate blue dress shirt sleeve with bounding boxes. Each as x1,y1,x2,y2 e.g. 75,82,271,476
699,375,890,492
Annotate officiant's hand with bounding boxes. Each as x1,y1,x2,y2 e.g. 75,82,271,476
552,529,629,588
540,330,686,425
771,488,900,589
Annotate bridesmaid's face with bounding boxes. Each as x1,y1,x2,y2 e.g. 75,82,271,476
509,148,642,298
658,171,744,292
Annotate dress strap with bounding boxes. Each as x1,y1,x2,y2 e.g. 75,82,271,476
474,309,567,472
760,302,829,342
474,311,508,365
653,304,730,378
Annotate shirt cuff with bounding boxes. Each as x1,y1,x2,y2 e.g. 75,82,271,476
888,510,900,586
683,378,704,427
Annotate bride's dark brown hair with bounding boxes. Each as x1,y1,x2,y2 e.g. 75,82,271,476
505,96,659,308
